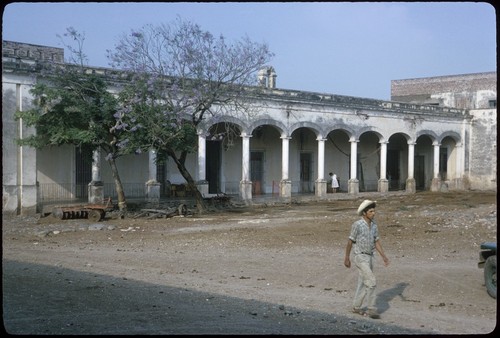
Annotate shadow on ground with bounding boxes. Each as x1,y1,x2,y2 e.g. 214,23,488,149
376,282,410,315
2,260,430,335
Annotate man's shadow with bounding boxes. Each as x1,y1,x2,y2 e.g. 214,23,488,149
376,282,409,314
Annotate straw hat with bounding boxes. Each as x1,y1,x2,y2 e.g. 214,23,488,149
357,200,376,216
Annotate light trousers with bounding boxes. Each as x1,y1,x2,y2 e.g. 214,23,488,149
353,253,377,310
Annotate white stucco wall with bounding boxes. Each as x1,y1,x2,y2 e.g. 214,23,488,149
2,74,38,214
37,145,75,184
468,109,497,190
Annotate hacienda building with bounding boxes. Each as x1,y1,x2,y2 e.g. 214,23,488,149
2,41,497,215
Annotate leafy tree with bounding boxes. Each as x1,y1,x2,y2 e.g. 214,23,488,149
15,28,131,212
108,18,274,212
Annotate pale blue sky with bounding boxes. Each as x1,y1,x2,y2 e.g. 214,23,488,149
2,2,496,100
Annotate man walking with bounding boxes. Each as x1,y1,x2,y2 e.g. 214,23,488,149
344,200,389,319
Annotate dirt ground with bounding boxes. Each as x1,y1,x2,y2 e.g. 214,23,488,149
2,190,497,335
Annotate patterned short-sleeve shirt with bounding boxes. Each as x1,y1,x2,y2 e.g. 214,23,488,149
348,218,379,255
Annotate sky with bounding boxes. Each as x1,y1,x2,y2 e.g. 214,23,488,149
2,2,496,100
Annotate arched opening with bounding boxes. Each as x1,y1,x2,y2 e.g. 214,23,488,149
440,136,458,183
290,127,317,194
387,133,409,191
250,125,282,195
325,129,350,192
358,132,381,192
207,122,242,194
415,135,434,190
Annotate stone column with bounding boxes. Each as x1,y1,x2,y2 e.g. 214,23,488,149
145,149,160,204
239,133,252,201
196,132,209,197
88,148,104,204
315,137,327,197
348,139,359,194
378,141,389,192
453,142,465,190
431,142,441,191
280,136,292,199
406,141,416,193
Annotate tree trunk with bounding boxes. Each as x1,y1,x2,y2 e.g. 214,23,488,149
168,151,207,213
107,157,127,213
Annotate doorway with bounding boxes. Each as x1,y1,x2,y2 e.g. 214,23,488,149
206,140,222,194
251,151,264,195
75,145,92,198
300,152,313,193
415,155,425,190
387,149,400,190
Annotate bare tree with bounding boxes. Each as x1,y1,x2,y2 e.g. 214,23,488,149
107,18,274,212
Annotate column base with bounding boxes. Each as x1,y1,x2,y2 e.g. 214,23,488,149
280,180,292,200
431,178,441,192
405,178,416,193
315,179,327,197
378,179,389,193
240,180,253,202
145,180,161,204
88,181,104,204
348,179,359,194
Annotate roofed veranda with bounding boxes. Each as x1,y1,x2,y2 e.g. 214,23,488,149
2,41,496,215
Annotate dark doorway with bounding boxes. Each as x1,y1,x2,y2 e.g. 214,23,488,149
206,140,222,194
415,155,425,190
156,158,169,197
75,145,92,198
251,151,264,195
439,147,448,180
300,152,313,193
387,149,400,191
